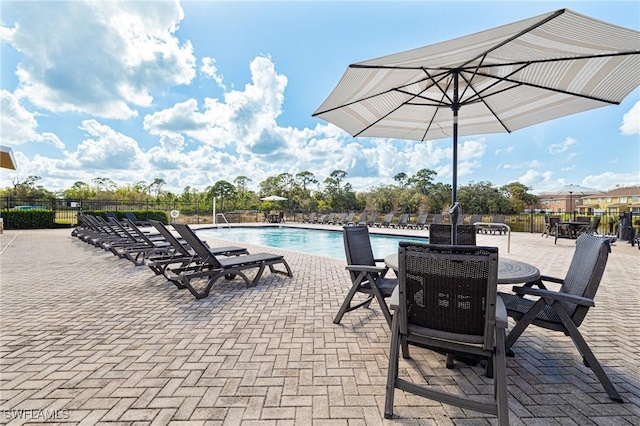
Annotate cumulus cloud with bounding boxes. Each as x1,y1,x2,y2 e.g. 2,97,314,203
201,57,226,90
2,0,195,119
518,170,556,191
583,172,640,191
547,137,576,155
0,90,64,149
72,119,144,169
620,101,640,135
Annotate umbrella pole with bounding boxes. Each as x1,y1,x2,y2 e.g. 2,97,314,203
450,72,460,244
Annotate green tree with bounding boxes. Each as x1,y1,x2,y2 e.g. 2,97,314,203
323,170,356,211
393,172,409,188
62,181,93,199
425,182,452,213
408,168,437,195
458,181,510,214
500,182,539,213
149,178,166,199
208,180,237,211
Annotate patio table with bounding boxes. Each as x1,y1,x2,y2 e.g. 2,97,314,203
555,221,587,243
384,254,540,285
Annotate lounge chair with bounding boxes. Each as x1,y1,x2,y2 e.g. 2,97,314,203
468,214,484,232
147,220,248,278
428,224,477,245
339,212,354,225
106,218,174,263
385,243,508,424
375,213,394,228
428,213,444,228
314,214,327,224
366,213,378,227
390,213,409,229
357,213,368,226
301,212,316,223
499,234,622,402
330,213,346,225
172,224,293,299
407,213,429,230
124,212,152,227
334,226,396,326
322,213,336,224
483,214,506,234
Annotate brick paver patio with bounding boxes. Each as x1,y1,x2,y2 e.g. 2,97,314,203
1,224,639,425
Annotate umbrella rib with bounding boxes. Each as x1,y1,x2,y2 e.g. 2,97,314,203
311,70,450,116
459,8,566,69
470,70,623,104
458,71,512,133
354,69,452,139
420,70,455,141
459,51,640,72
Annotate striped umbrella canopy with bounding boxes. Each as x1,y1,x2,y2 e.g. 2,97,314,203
313,9,639,241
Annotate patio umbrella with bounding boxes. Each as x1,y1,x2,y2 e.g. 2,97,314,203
312,8,640,243
553,184,605,219
261,195,288,201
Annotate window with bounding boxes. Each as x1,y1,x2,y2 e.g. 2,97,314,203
619,196,627,203
606,197,612,203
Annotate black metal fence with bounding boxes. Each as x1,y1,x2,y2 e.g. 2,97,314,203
1,196,634,237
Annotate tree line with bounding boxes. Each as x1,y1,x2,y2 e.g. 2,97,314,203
2,169,539,214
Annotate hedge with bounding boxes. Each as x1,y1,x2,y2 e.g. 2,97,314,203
1,210,56,229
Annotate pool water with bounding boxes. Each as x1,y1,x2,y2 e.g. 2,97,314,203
196,226,428,260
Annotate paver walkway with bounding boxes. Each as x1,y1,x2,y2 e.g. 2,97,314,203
1,225,639,425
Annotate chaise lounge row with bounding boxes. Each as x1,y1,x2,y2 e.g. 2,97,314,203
72,214,293,299
299,212,508,232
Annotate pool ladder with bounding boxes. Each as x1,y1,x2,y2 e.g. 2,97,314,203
216,213,231,228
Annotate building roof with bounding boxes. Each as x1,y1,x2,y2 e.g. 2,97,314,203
604,186,640,197
0,145,17,170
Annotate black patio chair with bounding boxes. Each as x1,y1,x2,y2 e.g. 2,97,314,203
428,224,477,245
384,242,509,424
498,233,622,402
334,226,397,327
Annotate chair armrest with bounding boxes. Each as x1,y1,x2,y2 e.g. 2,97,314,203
495,296,508,329
512,286,595,307
390,286,400,311
345,264,387,273
539,275,564,284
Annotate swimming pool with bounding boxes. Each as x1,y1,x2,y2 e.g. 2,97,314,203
196,226,428,260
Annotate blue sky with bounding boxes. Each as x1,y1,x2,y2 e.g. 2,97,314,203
1,0,639,195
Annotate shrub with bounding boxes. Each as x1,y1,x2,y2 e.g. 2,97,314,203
1,210,55,229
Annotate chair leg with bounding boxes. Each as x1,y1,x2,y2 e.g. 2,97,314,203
494,328,510,426
552,303,623,402
505,299,546,352
384,314,401,419
333,276,374,324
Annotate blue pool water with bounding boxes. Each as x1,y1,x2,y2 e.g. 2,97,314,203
196,226,428,260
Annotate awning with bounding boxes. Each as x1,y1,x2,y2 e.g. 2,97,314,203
0,145,17,170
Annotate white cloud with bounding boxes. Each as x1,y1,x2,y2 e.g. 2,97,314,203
495,146,514,155
72,119,144,170
519,170,555,191
0,90,64,149
201,57,226,90
2,0,195,119
620,101,640,135
583,172,640,191
547,137,576,155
